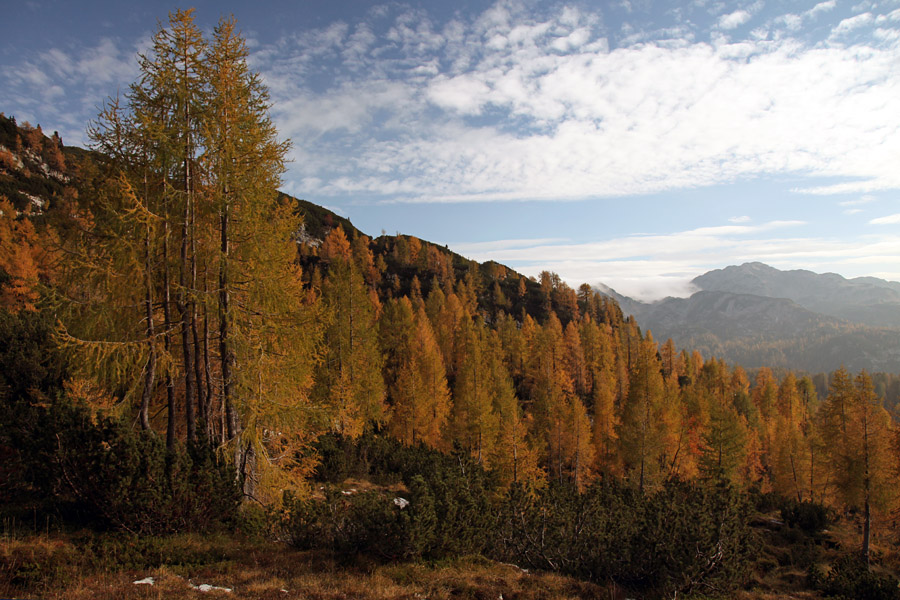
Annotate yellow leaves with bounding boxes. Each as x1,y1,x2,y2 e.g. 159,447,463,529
64,377,118,418
319,227,352,262
0,198,49,312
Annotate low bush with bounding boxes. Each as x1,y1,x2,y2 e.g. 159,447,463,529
290,435,493,561
296,435,755,599
780,498,831,535
495,479,755,598
3,394,241,534
53,415,241,534
821,553,900,600
1,307,241,535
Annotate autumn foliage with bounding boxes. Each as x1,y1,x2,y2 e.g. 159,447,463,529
0,12,898,594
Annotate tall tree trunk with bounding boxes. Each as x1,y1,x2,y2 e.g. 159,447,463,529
139,167,156,431
180,209,197,444
163,222,177,451
190,187,206,437
219,184,241,470
179,40,198,444
200,260,214,440
140,222,156,431
862,402,871,566
180,150,197,442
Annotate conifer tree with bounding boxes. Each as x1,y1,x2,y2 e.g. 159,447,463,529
619,331,667,492
59,12,319,501
580,316,620,475
126,8,207,444
486,328,542,488
316,228,385,436
525,312,573,482
381,297,451,448
772,373,810,500
451,316,499,463
203,16,319,497
820,370,896,563
0,198,46,311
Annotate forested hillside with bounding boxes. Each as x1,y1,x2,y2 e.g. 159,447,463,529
2,9,900,600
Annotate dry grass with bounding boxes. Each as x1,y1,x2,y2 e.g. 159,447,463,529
0,534,625,600
4,511,897,600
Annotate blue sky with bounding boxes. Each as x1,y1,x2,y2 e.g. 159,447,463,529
3,0,900,299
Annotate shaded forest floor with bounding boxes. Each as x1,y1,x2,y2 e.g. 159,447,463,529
1,505,897,600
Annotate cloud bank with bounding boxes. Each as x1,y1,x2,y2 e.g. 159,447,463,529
449,220,900,301
252,1,900,203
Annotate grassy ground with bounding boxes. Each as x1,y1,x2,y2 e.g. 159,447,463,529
1,508,896,599
1,533,621,600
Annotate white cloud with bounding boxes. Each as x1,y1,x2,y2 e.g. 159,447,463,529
729,215,751,222
0,36,143,145
776,14,803,30
870,213,900,224
807,1,837,18
839,195,877,206
831,12,875,37
718,10,752,30
447,237,569,253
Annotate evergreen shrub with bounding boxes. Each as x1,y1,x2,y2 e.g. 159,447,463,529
780,498,831,535
822,554,900,600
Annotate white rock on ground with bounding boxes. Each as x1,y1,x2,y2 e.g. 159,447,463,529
190,581,233,593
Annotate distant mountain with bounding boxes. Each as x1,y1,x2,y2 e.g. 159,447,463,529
694,262,900,329
604,263,900,373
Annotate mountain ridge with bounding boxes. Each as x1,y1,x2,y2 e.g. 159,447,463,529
603,262,900,372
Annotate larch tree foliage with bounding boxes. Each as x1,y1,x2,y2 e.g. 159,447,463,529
698,362,748,484
315,227,385,436
751,367,779,485
821,370,896,563
580,316,620,476
203,16,319,499
59,104,172,433
57,11,320,502
146,8,207,447
796,376,826,502
62,9,210,447
772,373,811,501
819,367,855,504
380,297,452,449
409,306,452,449
380,299,451,449
0,198,51,312
424,281,464,380
619,330,667,492
451,315,499,464
525,312,574,483
486,328,542,489
851,372,896,564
